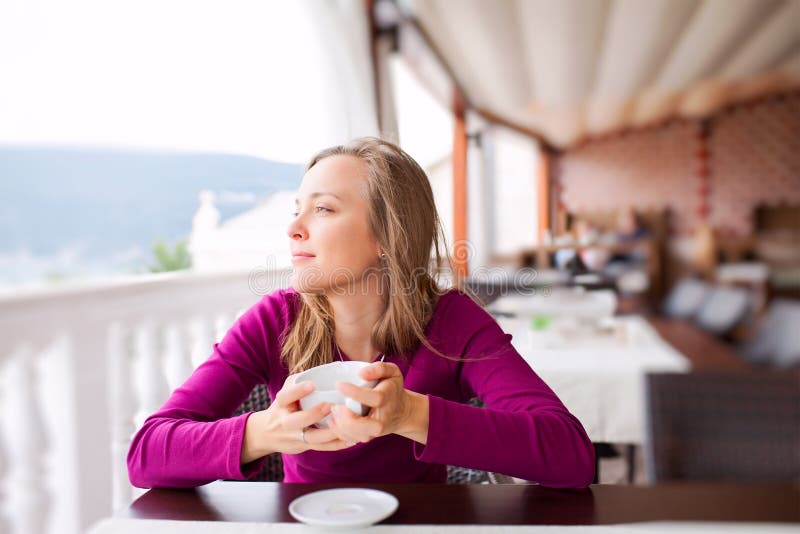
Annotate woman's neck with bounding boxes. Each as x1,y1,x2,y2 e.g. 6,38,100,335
327,285,386,362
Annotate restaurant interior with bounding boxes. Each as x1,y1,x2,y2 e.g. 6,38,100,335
390,0,800,489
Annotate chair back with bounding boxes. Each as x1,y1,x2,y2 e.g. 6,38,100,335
662,277,711,318
741,298,800,368
644,372,800,483
232,384,284,481
693,285,752,335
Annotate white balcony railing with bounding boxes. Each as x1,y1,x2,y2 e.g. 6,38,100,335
0,267,291,534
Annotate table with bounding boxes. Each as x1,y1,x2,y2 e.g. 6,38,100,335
487,289,619,321
645,316,751,372
87,481,799,533
487,299,690,445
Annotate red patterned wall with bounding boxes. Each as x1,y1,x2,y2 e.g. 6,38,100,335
556,92,800,236
710,95,800,236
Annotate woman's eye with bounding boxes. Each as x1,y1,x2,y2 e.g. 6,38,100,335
292,207,331,217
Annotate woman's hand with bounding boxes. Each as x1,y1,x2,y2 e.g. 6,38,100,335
328,362,430,446
240,374,351,464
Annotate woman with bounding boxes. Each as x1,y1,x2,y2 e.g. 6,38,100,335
127,138,595,488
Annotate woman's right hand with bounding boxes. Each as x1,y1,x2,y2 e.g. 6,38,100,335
240,374,352,464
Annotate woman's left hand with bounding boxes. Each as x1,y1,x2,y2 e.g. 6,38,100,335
330,362,427,445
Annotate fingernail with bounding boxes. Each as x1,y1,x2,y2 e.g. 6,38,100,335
346,441,356,447
303,382,313,390
321,403,331,414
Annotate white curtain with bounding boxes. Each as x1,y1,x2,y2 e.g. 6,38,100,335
491,125,540,256
304,0,381,144
467,115,493,272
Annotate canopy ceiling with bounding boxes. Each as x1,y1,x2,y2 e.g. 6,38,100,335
401,0,800,149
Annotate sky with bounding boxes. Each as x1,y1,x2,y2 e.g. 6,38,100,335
0,0,453,166
0,0,335,163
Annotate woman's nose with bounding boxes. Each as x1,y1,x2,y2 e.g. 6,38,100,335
287,212,307,240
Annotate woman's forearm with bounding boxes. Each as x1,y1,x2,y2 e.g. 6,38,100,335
128,414,254,488
241,411,271,464
396,390,429,445
412,395,595,487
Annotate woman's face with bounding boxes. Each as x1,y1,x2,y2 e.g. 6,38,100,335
287,155,381,293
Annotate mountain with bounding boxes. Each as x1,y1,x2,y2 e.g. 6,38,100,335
0,146,303,285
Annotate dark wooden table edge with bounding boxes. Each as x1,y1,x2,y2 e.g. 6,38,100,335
124,481,800,526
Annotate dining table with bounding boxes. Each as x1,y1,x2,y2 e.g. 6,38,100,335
488,292,691,446
87,480,799,533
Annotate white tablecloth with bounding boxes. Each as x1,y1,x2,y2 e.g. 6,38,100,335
87,518,798,534
488,289,618,322
491,306,690,444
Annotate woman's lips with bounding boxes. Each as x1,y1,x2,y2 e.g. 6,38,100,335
291,254,315,262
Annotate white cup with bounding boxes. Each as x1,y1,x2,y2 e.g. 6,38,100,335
294,361,378,428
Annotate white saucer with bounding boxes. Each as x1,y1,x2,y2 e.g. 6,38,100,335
288,488,399,529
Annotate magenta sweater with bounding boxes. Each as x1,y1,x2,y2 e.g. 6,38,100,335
127,287,595,488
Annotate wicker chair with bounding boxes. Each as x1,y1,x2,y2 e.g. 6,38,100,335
233,384,285,481
232,385,514,484
644,371,800,483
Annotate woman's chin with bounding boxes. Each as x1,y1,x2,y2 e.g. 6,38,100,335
290,272,327,294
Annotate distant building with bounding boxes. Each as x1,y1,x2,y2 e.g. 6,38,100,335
189,189,294,272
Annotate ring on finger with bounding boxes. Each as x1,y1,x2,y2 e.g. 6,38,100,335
300,427,307,444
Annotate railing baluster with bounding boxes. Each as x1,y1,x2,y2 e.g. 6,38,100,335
189,315,215,369
108,322,136,512
69,323,113,533
0,357,13,534
3,344,50,534
164,320,194,391
133,320,169,430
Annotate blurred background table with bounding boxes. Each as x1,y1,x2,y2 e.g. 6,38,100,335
488,294,690,445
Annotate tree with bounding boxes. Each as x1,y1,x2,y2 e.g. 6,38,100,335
149,239,191,273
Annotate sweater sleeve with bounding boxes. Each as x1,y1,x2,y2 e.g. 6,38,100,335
127,289,290,488
412,294,596,488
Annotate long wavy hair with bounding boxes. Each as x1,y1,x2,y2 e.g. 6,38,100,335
280,137,480,373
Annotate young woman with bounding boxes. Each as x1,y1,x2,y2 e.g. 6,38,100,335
127,138,595,488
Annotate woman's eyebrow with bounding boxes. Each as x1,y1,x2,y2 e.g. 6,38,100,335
295,192,342,204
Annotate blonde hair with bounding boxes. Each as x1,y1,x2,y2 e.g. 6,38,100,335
280,137,481,373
